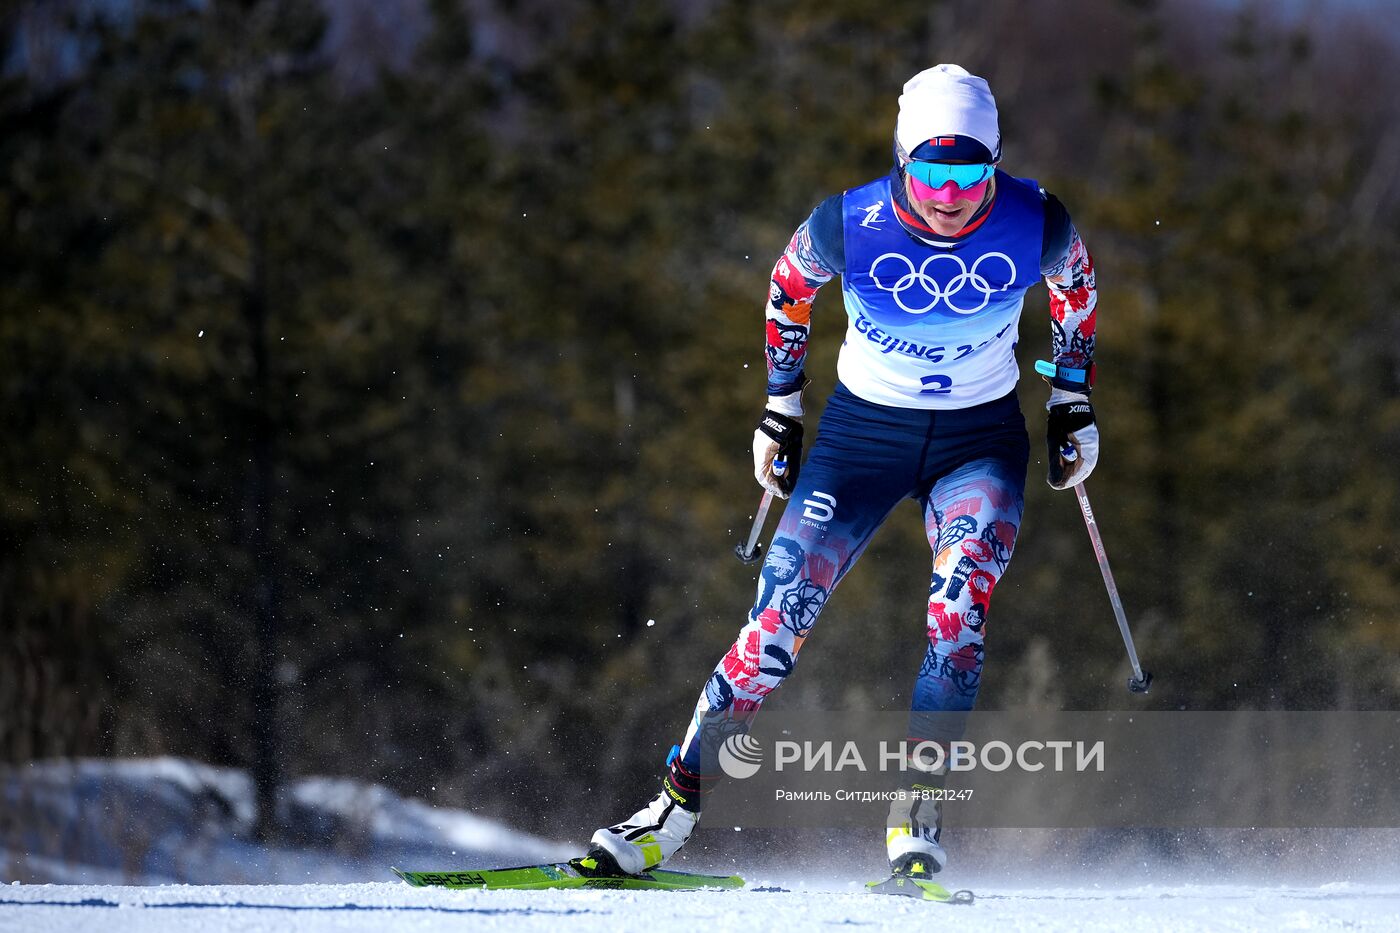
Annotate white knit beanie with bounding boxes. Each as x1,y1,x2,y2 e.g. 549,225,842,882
895,64,1000,161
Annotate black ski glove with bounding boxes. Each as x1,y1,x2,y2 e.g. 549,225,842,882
1046,397,1099,489
753,410,803,497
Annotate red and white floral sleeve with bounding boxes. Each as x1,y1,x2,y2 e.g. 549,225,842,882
1043,225,1096,378
765,219,836,402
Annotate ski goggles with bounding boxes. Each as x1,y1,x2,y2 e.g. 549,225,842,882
903,160,995,191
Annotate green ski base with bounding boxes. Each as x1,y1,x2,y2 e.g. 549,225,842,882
866,874,975,904
391,861,746,892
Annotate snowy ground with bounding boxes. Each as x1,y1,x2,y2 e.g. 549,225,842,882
7,759,1400,930
3,879,1400,932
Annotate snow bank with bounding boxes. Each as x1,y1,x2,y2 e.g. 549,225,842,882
0,757,571,884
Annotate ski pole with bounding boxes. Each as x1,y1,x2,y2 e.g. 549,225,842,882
1059,445,1152,693
1071,482,1153,693
734,458,785,564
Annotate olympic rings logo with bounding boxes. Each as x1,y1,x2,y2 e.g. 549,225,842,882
867,251,1018,315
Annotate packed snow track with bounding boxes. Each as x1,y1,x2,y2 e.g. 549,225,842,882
3,881,1399,932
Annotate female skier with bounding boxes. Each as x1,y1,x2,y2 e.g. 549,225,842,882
590,63,1099,881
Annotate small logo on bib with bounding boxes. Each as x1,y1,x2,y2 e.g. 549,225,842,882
859,201,885,228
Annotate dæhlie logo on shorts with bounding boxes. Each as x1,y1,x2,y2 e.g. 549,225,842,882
801,492,836,524
866,250,1017,321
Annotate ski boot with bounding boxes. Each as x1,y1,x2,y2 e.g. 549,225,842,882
587,749,702,875
884,781,947,877
867,777,962,900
